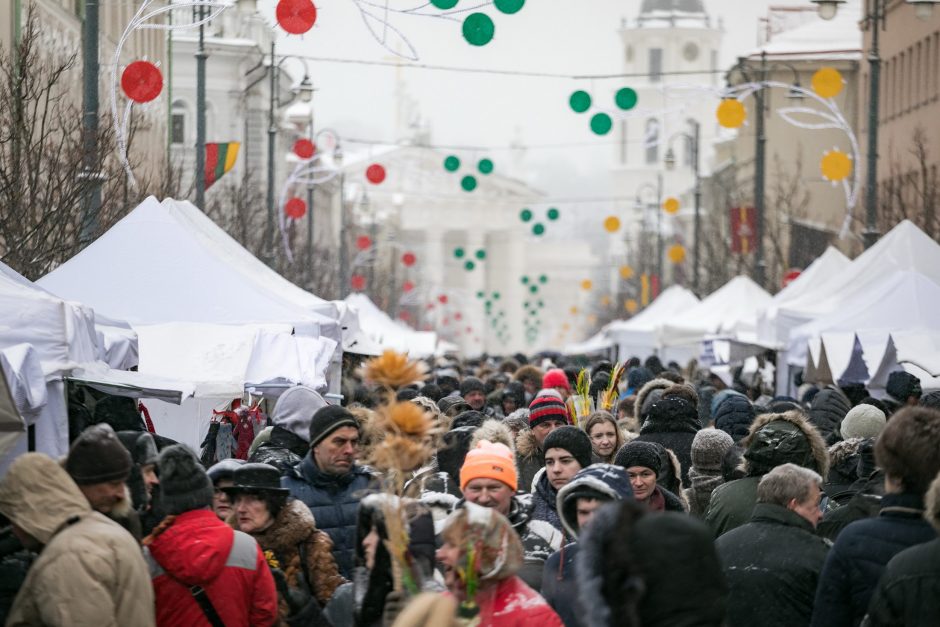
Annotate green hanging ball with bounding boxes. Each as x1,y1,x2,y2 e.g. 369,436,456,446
465,260,476,271
494,0,525,14
529,285,538,294
454,247,465,259
520,208,533,222
485,300,492,308
547,207,560,221
462,13,495,46
590,112,613,135
532,223,545,236
444,155,461,172
431,0,460,7
539,274,548,284
616,87,638,110
493,292,501,300
461,175,478,192
538,300,544,308
478,158,494,174
569,90,592,114
475,249,486,260
476,291,484,298
521,276,529,285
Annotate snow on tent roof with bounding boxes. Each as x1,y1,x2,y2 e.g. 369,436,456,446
607,285,700,334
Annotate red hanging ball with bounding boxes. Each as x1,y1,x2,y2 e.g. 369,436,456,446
121,61,163,103
293,139,315,159
466,326,473,333
402,281,415,292
285,197,306,219
365,163,386,185
399,311,411,321
401,252,417,267
438,294,448,305
426,303,435,311
454,312,463,321
350,274,366,291
276,0,317,34
355,235,372,251
442,317,450,326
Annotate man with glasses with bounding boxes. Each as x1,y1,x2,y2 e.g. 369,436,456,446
282,405,374,578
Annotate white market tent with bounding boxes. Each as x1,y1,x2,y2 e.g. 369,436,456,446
606,286,700,361
562,324,616,357
658,276,772,350
755,246,851,348
344,293,438,358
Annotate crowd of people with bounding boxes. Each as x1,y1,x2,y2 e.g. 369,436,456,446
2,351,940,626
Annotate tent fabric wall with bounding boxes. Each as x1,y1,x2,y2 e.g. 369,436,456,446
606,286,700,360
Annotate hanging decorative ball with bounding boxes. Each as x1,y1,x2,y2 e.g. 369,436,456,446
461,175,478,192
466,326,473,333
365,163,386,184
538,300,544,308
820,149,852,182
520,208,533,222
529,285,538,294
663,197,680,214
355,235,372,251
812,67,844,99
464,260,476,271
619,265,635,280
494,0,525,14
121,61,163,103
539,275,548,284
402,280,415,292
600,295,612,307
350,274,366,291
438,294,449,304
603,216,621,233
562,323,571,331
716,99,746,129
442,317,449,326
532,223,545,236
401,252,417,267
426,303,435,311
590,112,613,135
475,249,486,260
521,276,529,285
276,0,318,35
285,197,306,219
569,90,592,113
399,310,411,321
477,290,485,298
615,87,638,110
463,12,495,46
478,158,494,174
455,312,463,321
570,306,579,315
293,138,315,159
581,279,593,291
625,299,639,314
547,207,560,221
492,291,501,299
668,243,687,264
444,155,461,172
430,0,459,8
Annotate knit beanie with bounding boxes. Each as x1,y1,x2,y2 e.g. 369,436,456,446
271,385,327,441
157,444,214,515
460,441,518,492
841,404,887,440
66,424,133,485
528,395,570,429
690,429,735,472
542,426,592,469
542,368,571,392
308,405,360,448
886,371,922,402
459,377,486,397
614,440,663,474
920,391,940,411
116,430,159,467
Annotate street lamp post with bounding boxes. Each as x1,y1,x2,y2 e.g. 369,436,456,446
195,5,207,210
335,144,348,297
812,0,938,248
635,176,664,285
664,119,702,293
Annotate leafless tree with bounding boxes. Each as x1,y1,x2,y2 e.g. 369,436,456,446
881,126,939,240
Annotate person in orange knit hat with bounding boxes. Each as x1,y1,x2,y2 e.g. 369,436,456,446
453,440,563,593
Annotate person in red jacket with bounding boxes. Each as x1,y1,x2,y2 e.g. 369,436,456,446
144,444,278,627
437,502,563,627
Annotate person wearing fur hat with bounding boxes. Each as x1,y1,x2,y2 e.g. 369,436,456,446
542,465,634,627
583,411,627,464
811,407,940,627
576,499,727,627
226,463,344,625
705,409,829,538
437,503,563,626
865,469,940,626
512,364,545,404
632,378,674,426
144,445,278,627
684,428,735,518
515,393,571,495
0,453,155,627
530,427,592,532
250,385,327,474
283,404,375,579
614,441,686,512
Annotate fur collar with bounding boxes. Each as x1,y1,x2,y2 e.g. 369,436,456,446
252,499,316,553
633,378,674,422
741,409,830,479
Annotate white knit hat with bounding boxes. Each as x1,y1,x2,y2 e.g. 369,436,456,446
841,404,887,440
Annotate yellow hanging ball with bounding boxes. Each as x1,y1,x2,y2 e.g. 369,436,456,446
812,67,844,99
600,295,612,307
625,299,639,314
603,216,621,233
716,99,746,129
581,279,593,291
587,314,597,324
820,149,852,182
570,306,579,315
668,244,687,264
663,197,680,214
619,265,635,280
562,323,571,331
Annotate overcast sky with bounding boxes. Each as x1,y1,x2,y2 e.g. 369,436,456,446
270,0,813,199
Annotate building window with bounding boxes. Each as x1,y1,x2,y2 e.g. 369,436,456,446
649,48,663,82
645,118,660,164
171,101,186,144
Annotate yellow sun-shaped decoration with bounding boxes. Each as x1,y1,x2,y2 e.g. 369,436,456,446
821,149,852,182
668,244,687,264
603,216,621,233
812,67,844,99
663,197,680,214
717,99,746,129
625,299,639,314
619,265,635,280
580,279,593,291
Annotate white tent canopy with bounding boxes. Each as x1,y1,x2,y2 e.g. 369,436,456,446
606,286,700,361
562,325,615,356
344,293,437,357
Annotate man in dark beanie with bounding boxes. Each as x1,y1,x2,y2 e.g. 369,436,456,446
145,445,277,627
65,424,137,537
116,430,161,535
282,404,374,578
883,371,922,414
530,426,592,532
515,392,571,494
460,376,488,412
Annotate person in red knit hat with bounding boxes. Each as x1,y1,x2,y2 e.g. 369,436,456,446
543,368,572,401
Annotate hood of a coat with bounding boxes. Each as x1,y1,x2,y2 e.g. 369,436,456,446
252,499,316,553
808,387,851,446
556,464,633,538
714,394,756,441
633,378,674,423
0,454,91,545
149,509,235,585
640,397,700,436
271,385,326,441
826,438,864,489
533,467,557,508
741,409,829,479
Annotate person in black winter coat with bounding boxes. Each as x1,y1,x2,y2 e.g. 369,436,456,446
634,395,700,484
713,393,755,442
811,407,940,627
808,386,852,446
614,441,686,512
530,427,592,533
864,470,940,627
716,463,829,627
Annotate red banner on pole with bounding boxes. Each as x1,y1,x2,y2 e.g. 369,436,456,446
730,206,756,254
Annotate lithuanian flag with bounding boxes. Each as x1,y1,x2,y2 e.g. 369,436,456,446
205,142,239,189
